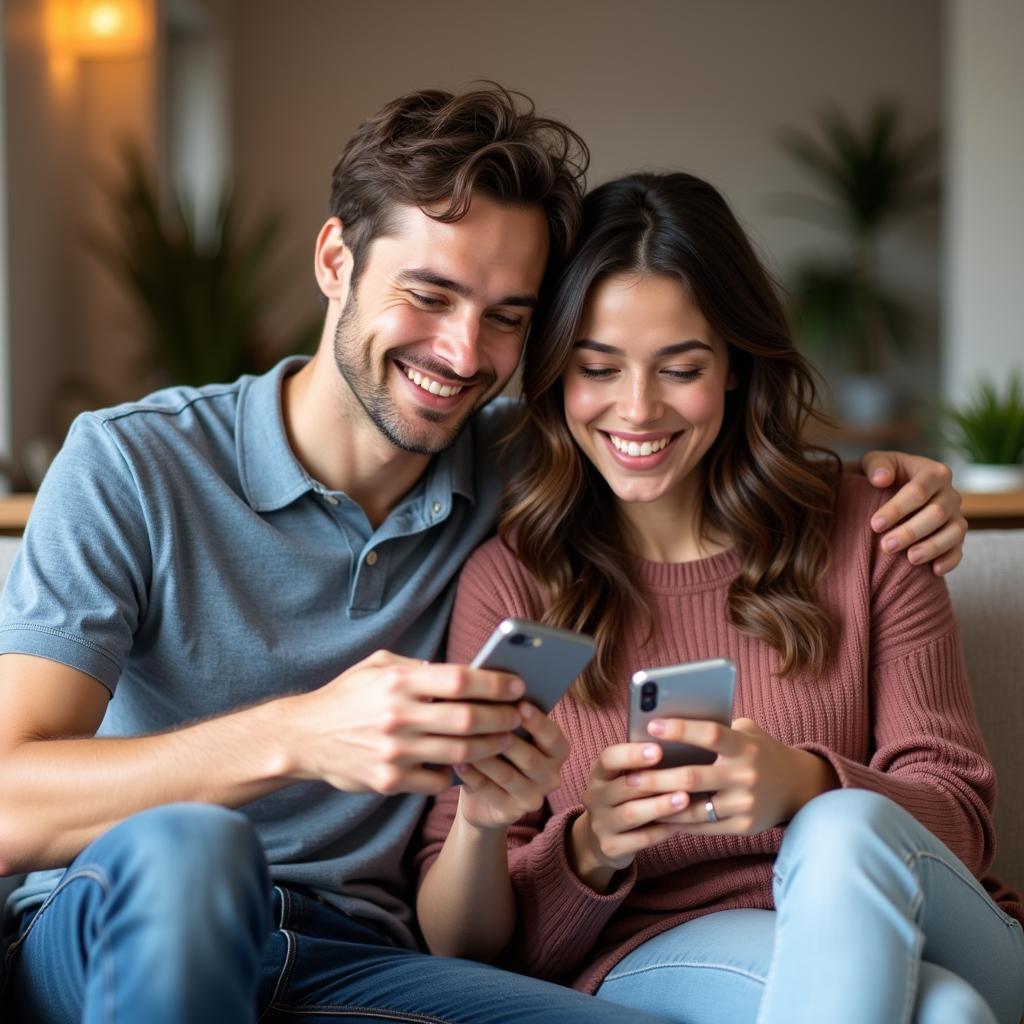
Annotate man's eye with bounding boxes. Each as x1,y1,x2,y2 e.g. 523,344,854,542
489,312,524,329
410,291,445,308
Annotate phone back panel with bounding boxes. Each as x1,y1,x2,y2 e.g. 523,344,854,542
629,658,736,767
470,618,595,713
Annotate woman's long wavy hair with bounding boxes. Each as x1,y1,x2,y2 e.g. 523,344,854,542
501,172,842,706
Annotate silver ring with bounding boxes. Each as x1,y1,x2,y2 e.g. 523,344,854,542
705,798,719,824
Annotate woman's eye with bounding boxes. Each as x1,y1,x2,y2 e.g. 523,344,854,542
577,366,616,380
664,368,703,382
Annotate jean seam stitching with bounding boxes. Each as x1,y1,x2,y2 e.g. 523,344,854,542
269,1006,459,1022
907,850,1020,929
605,960,767,985
4,865,112,962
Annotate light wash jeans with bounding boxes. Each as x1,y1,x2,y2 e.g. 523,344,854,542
597,789,1024,1024
2,803,673,1024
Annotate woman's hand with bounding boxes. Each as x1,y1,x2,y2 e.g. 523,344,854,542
641,717,838,834
862,451,967,576
569,740,692,891
454,702,569,832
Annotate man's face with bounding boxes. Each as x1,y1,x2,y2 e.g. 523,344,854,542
332,195,549,455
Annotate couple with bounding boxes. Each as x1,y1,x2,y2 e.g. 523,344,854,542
0,84,1017,1023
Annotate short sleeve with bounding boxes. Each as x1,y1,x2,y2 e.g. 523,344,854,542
0,413,152,692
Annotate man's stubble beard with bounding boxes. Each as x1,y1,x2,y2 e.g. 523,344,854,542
331,292,499,456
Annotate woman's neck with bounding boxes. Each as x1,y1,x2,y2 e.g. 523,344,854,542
616,480,730,564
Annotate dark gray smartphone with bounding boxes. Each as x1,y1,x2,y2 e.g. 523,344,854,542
471,618,595,724
628,658,736,767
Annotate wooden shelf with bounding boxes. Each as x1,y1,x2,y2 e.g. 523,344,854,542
2,488,1023,537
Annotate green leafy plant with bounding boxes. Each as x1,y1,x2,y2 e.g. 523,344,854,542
943,374,1024,465
93,144,319,387
778,101,939,374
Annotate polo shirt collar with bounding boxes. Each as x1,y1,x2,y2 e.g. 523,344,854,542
237,356,479,514
237,356,315,512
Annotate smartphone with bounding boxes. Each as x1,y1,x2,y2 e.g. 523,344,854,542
628,658,736,767
471,618,595,725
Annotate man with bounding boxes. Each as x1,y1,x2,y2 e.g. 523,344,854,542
0,85,966,1023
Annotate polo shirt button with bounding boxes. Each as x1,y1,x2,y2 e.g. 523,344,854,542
366,550,379,566
432,502,442,515
323,494,339,506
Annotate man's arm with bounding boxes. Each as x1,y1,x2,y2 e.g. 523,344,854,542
0,650,524,875
861,451,967,576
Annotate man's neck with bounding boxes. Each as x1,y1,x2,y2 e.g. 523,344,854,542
282,353,432,529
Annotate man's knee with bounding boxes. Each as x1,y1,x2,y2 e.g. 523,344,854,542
98,802,269,907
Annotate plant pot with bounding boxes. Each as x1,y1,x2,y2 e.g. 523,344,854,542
956,464,1024,493
836,375,898,426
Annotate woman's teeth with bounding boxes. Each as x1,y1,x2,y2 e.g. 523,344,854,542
404,366,463,398
609,434,671,457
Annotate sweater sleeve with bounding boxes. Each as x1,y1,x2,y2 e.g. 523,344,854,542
800,487,996,875
414,539,636,979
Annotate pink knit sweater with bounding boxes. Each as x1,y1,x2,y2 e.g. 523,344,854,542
416,475,1023,993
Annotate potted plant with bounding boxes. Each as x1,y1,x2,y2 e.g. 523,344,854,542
778,101,939,423
93,144,319,388
943,374,1024,492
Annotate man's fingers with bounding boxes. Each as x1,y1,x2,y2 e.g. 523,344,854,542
879,501,949,553
906,518,968,566
412,699,522,737
404,663,525,703
399,732,514,767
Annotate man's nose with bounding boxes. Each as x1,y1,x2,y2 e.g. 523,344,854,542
433,313,482,380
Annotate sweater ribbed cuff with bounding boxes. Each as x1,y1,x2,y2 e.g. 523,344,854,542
508,807,636,976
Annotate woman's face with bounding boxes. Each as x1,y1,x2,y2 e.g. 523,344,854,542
562,273,734,510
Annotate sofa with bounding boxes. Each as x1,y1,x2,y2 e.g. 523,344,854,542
1,529,1022,915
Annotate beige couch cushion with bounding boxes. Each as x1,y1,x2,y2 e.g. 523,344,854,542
947,529,1024,890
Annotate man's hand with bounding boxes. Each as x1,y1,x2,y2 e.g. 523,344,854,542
284,649,525,796
861,451,967,576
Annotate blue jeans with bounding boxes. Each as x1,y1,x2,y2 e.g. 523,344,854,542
1,803,670,1024
596,790,1024,1024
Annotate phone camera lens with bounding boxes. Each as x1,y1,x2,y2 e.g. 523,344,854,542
639,682,658,712
509,633,528,646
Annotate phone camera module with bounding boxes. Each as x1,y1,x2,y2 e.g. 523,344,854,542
640,681,658,712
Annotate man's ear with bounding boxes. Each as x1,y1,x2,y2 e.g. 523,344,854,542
314,217,352,301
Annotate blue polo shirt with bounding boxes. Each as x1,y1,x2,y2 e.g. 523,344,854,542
0,357,517,946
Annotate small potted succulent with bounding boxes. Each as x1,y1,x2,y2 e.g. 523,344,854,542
944,374,1024,492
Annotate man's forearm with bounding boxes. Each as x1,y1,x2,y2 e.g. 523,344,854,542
0,697,299,874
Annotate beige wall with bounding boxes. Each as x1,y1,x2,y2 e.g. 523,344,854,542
2,0,158,484
945,0,1024,404
229,0,942,391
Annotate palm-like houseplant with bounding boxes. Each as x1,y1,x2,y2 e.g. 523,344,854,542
943,374,1024,492
779,101,939,418
94,145,319,388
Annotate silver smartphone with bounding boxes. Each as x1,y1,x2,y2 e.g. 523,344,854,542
471,618,595,723
628,658,736,767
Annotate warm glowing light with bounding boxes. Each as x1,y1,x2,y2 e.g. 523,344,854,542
75,0,152,58
87,4,125,38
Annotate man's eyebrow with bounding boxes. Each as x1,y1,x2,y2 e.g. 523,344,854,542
573,339,714,357
397,269,537,309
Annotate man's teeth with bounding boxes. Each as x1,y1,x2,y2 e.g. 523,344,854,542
404,366,464,398
610,434,671,457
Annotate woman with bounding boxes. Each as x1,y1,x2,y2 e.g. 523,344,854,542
415,172,1024,1024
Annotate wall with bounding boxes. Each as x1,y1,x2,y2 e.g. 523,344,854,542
228,0,943,396
944,0,1024,404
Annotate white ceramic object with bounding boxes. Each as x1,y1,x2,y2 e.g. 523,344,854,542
956,464,1024,493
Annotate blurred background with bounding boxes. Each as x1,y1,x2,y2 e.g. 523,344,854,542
1,0,1022,498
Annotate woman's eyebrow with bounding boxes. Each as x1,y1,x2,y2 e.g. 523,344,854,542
573,339,713,356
